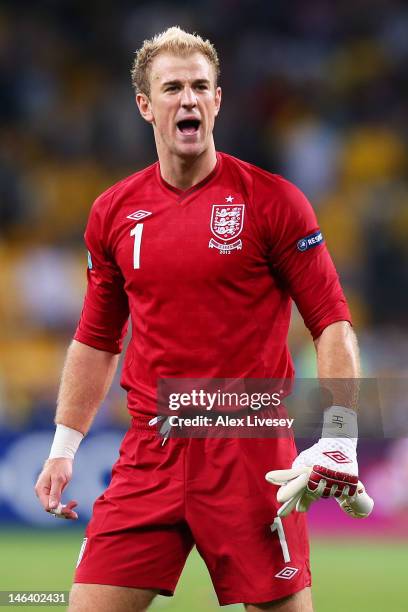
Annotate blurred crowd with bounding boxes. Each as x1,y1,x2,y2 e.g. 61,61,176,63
0,0,407,428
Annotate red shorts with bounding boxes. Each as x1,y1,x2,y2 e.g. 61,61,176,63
75,421,311,605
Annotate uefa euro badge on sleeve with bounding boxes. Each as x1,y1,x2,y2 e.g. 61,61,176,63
296,230,324,252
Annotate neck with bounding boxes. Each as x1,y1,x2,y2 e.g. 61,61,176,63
157,143,218,191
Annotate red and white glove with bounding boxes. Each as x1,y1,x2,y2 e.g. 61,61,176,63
265,406,374,518
266,464,373,518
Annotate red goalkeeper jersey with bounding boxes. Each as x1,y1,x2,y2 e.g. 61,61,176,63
74,152,351,417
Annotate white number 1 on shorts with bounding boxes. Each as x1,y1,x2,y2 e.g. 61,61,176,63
270,517,291,562
130,224,144,269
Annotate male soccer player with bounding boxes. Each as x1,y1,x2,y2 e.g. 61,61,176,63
35,27,365,611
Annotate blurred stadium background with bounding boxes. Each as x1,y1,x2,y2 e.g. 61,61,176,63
0,0,407,610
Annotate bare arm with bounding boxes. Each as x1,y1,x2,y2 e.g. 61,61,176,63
35,340,120,518
315,320,360,378
268,322,373,515
314,320,360,410
55,339,120,434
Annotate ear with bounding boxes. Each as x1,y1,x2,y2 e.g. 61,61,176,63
214,86,222,117
136,93,154,124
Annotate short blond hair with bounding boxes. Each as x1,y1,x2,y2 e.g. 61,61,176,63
131,26,220,96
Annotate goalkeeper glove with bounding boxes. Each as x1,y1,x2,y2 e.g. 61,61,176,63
266,464,374,518
265,405,374,518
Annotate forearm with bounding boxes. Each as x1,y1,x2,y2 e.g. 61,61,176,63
315,320,360,378
55,339,120,434
34,341,119,517
268,328,371,515
314,321,360,409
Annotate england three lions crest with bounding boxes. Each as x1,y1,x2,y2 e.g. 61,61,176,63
209,204,245,253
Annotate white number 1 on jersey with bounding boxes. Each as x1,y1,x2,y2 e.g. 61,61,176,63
130,224,144,269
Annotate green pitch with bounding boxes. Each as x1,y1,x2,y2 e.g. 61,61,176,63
0,528,407,611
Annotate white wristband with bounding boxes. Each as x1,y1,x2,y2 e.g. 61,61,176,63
49,424,84,460
322,405,358,440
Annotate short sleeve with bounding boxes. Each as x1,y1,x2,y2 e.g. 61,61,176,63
265,178,351,339
74,195,129,353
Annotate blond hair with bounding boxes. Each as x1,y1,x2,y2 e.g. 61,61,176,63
131,26,220,96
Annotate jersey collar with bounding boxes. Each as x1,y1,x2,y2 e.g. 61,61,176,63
155,153,221,202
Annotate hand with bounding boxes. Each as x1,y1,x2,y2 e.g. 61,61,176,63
266,436,359,516
292,438,358,475
265,465,374,518
34,458,79,520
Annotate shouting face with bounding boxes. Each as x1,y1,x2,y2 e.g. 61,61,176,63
137,52,221,161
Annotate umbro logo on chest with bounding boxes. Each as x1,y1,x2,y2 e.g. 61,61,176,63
127,210,152,221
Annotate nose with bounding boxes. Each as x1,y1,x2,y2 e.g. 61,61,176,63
180,86,197,109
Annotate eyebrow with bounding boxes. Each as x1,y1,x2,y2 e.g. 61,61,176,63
161,78,211,89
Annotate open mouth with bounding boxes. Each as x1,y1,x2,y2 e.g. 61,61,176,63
176,119,201,135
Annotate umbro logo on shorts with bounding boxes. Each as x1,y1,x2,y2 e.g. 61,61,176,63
127,210,152,221
322,450,352,464
275,567,299,580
